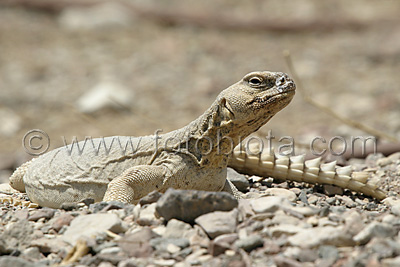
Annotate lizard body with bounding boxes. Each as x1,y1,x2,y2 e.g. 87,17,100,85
9,71,386,208
10,71,295,208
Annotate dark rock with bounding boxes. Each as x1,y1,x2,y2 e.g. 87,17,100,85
227,168,250,192
10,249,21,256
139,190,163,205
323,185,344,197
101,201,128,211
89,201,134,213
28,208,56,221
118,227,159,258
0,256,45,267
156,189,238,223
30,237,70,254
299,190,308,204
81,198,95,206
318,245,339,261
319,206,330,217
60,202,79,211
274,256,303,267
209,240,231,256
51,213,74,232
175,247,193,259
1,219,34,251
234,235,264,252
89,202,110,212
0,238,9,254
366,202,378,211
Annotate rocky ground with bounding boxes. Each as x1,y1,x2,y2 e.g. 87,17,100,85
1,151,400,266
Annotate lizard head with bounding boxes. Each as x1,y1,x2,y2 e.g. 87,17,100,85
217,71,295,134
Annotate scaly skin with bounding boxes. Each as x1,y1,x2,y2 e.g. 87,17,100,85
228,144,386,200
9,71,296,208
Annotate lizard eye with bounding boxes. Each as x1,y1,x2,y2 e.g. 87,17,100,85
248,76,263,86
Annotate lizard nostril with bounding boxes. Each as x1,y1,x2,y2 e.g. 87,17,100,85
276,76,286,86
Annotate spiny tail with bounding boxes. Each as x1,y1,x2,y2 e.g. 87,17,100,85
228,144,386,200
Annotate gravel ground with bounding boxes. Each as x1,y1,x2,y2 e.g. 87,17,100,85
1,1,400,266
1,152,400,266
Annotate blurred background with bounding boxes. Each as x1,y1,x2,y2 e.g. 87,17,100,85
0,0,399,178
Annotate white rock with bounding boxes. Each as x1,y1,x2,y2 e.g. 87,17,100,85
271,211,301,225
289,206,319,217
153,259,176,267
100,246,121,254
288,226,354,248
307,194,319,205
265,188,297,201
138,203,158,222
152,225,166,236
382,256,400,267
76,79,133,113
282,246,303,259
318,217,339,227
353,222,396,245
383,197,400,207
238,199,255,219
194,209,238,239
185,248,208,264
163,219,195,239
269,224,304,237
0,108,21,137
166,243,181,254
306,216,319,226
382,214,397,224
214,233,238,244
343,210,364,236
62,213,126,245
190,225,210,247
391,203,400,217
59,2,135,30
250,196,292,214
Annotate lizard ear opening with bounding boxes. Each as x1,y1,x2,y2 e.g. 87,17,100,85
219,97,235,120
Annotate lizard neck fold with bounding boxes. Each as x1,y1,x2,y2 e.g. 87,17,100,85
167,98,272,167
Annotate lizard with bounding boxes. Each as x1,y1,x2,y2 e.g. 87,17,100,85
7,71,386,208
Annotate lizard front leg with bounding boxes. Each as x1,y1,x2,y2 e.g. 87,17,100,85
103,165,169,203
